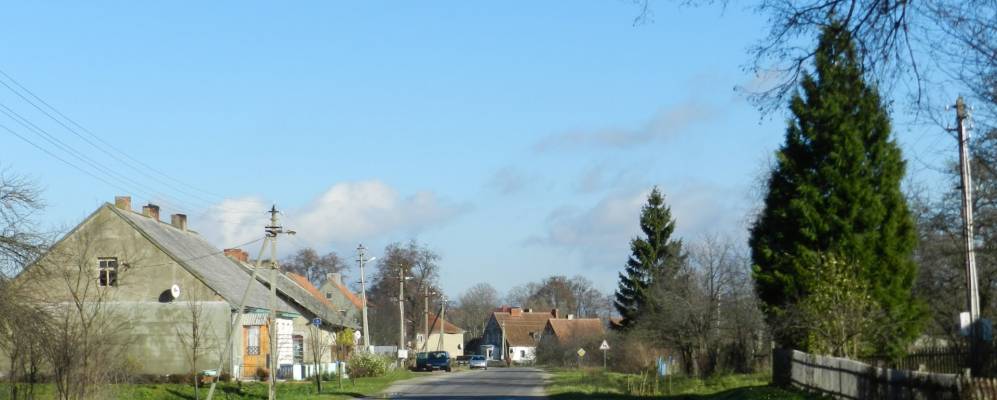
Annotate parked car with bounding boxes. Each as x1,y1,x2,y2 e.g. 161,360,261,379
469,355,488,370
415,351,452,372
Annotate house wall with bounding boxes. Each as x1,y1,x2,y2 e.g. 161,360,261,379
483,315,503,360
425,332,465,357
9,206,238,376
291,315,340,364
508,346,536,363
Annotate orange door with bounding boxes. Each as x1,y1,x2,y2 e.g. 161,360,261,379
242,325,270,379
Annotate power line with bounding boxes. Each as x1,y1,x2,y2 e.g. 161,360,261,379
0,67,267,217
0,103,196,214
0,122,136,195
0,67,226,204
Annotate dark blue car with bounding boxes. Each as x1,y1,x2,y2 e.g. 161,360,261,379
415,351,452,372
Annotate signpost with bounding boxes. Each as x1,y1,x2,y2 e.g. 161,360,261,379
599,340,610,369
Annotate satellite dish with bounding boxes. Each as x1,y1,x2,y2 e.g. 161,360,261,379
170,284,181,299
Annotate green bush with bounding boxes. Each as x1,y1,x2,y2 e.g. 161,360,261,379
349,353,389,378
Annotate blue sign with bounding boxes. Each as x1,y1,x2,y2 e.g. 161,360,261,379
311,318,322,327
657,357,667,377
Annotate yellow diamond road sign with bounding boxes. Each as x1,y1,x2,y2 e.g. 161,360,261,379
577,348,586,357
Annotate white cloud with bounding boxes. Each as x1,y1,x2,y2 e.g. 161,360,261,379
486,166,531,196
196,181,467,251
528,182,747,269
533,102,714,152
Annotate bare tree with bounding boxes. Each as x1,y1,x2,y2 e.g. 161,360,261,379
25,224,136,400
366,241,442,346
306,324,334,393
505,275,608,318
176,287,217,400
0,167,45,276
634,235,766,376
281,248,347,288
449,283,500,340
0,168,47,399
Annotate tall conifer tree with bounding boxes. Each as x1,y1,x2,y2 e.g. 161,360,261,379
749,23,923,355
614,187,682,329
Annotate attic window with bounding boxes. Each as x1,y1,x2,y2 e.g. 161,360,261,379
326,292,332,299
98,258,118,287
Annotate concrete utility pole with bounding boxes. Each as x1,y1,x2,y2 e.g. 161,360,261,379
424,285,431,351
436,295,447,352
500,321,506,362
398,265,407,366
356,244,372,349
264,205,294,400
205,205,294,400
955,96,981,324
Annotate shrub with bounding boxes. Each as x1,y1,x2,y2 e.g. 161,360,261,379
348,353,389,378
254,367,269,381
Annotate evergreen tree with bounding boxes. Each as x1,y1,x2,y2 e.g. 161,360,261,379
614,187,683,329
749,23,924,356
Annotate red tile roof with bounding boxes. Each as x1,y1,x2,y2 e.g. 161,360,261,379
492,308,553,347
286,272,335,308
427,312,464,334
545,318,605,343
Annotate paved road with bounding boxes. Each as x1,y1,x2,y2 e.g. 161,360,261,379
379,367,549,399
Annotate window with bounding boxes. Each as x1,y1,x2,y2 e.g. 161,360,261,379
247,326,260,355
520,350,526,358
325,292,332,299
292,335,304,363
98,258,118,287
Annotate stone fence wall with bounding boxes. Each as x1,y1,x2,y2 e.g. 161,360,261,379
773,348,964,399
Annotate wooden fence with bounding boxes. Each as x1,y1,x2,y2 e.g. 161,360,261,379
774,349,964,399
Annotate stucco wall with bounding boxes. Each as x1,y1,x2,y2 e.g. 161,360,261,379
7,206,237,376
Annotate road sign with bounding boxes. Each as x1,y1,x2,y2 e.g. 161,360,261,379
577,348,586,357
599,340,610,350
311,318,322,327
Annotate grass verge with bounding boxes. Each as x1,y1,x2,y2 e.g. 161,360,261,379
545,368,823,399
0,370,415,400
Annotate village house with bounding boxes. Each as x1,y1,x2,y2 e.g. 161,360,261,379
4,196,359,380
540,317,605,346
415,312,465,357
482,306,560,363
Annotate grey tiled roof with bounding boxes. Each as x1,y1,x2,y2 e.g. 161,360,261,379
109,204,295,313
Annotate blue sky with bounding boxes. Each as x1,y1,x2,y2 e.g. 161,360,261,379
0,2,953,297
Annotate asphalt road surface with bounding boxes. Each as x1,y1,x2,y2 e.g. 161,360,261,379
380,367,549,399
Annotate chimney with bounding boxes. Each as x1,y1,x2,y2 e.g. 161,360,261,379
170,214,188,231
142,204,160,221
567,314,575,320
326,272,343,285
510,307,523,317
551,308,560,319
114,196,132,211
224,248,249,263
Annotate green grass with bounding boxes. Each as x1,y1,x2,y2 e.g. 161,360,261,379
545,368,823,400
0,370,414,400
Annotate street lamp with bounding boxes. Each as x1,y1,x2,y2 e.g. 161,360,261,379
355,244,376,349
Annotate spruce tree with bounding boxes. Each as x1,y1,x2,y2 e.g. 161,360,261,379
614,187,682,329
749,23,924,356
